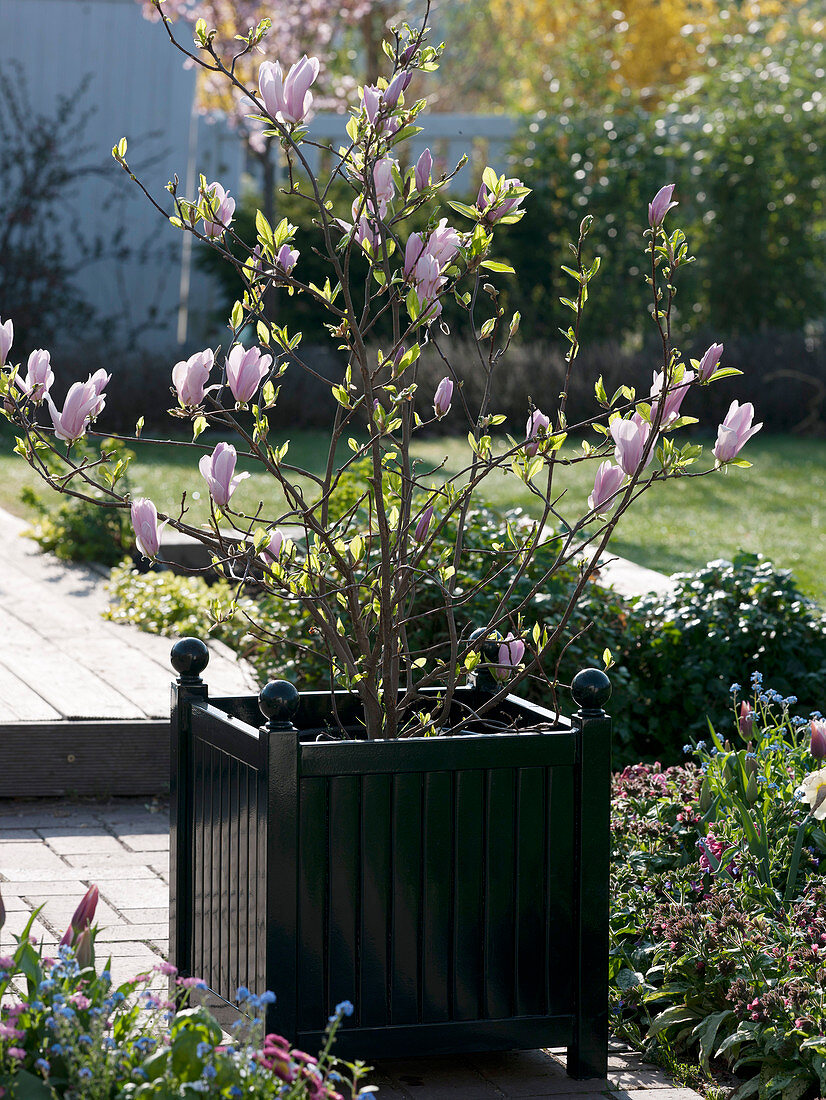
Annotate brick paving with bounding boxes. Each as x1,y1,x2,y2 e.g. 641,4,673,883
0,797,703,1100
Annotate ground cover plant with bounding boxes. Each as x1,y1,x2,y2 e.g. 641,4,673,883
610,678,826,1099
0,887,368,1099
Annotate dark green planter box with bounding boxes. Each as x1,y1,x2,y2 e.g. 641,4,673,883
169,639,611,1078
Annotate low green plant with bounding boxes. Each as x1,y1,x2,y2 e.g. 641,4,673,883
0,887,369,1099
610,681,826,1099
22,437,136,566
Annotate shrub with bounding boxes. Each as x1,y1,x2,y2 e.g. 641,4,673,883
610,684,826,1098
614,554,826,763
21,438,136,566
0,892,367,1098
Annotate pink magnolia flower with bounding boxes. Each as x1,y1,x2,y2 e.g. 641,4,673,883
648,184,678,228
413,503,434,542
226,344,272,405
525,409,550,457
362,84,382,126
426,219,461,268
697,342,724,382
354,215,380,251
0,317,13,366
811,719,826,760
433,377,453,418
404,232,426,280
415,148,433,191
588,461,625,512
261,528,284,564
201,181,235,239
259,55,320,125
46,380,100,442
172,348,214,407
20,349,54,403
199,441,250,508
372,156,396,214
610,413,655,476
383,69,412,108
650,368,695,425
131,498,164,559
275,243,299,275
492,633,525,682
713,400,763,464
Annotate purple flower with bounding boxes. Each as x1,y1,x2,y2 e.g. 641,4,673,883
425,219,461,267
172,348,214,407
648,184,678,228
199,441,250,508
201,181,235,239
131,498,164,559
259,55,320,126
226,344,272,406
413,503,434,542
649,368,695,425
697,342,724,382
415,148,433,192
588,461,625,512
275,243,299,275
525,408,550,457
20,349,54,403
492,633,525,682
713,400,763,464
811,719,826,760
0,317,12,366
261,528,284,564
476,177,525,224
610,413,654,476
433,377,453,419
46,379,101,442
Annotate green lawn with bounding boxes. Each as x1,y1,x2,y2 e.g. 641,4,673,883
3,426,825,604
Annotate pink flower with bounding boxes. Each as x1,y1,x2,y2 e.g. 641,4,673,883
20,349,54,403
383,70,412,109
648,184,678,227
131,498,164,559
46,379,100,442
275,243,299,275
739,700,754,739
371,156,396,213
70,884,99,932
433,377,453,419
588,461,625,512
0,317,12,366
610,413,655,476
172,348,214,407
477,177,525,224
414,148,432,191
404,232,426,280
425,219,461,268
226,345,272,405
362,84,382,126
261,528,284,564
259,55,320,126
713,400,763,464
0,956,14,968
68,993,91,1010
525,409,550,457
199,441,250,508
811,719,826,760
413,503,434,542
7,1048,25,1061
649,369,695,425
413,253,445,301
697,342,724,382
492,633,525,682
354,215,380,251
201,181,235,239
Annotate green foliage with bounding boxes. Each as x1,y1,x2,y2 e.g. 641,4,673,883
22,438,136,566
610,690,826,1098
0,899,365,1097
615,554,826,763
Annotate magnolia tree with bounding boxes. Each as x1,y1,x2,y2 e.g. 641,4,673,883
1,2,761,741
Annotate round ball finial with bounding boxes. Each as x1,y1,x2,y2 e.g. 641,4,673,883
171,637,210,681
259,680,300,728
571,668,612,712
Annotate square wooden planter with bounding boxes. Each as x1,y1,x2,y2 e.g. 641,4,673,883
169,639,611,1078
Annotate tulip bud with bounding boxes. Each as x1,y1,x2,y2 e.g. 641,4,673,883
811,719,826,760
70,885,99,933
433,377,453,418
744,753,758,777
74,928,93,970
745,773,760,805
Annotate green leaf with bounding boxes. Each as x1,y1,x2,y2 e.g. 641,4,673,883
647,1004,700,1038
481,165,499,191
447,200,480,221
480,259,515,274
709,367,743,381
255,209,274,250
230,300,244,330
192,417,207,441
594,375,607,404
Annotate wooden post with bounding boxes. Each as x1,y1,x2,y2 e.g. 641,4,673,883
169,638,210,986
569,668,612,1080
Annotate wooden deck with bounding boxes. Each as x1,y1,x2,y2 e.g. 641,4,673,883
0,506,256,723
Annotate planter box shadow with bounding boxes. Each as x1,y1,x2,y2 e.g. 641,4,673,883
169,638,611,1079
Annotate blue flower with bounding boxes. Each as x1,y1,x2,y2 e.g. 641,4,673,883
335,1000,355,1018
50,1043,63,1056
730,682,741,694
101,970,111,983
197,1041,213,1059
202,1064,217,1080
229,1088,243,1098
34,1059,50,1075
751,671,763,685
78,1068,93,1081
696,740,706,753
682,744,693,755
235,986,251,1004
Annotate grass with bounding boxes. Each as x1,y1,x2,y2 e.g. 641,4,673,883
3,423,825,604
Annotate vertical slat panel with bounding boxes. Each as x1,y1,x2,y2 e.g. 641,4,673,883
452,769,484,1021
485,768,516,1020
514,767,546,1016
256,767,268,995
205,744,216,990
192,740,205,982
298,777,328,1027
229,758,239,1000
390,772,422,1025
359,774,392,1027
546,766,575,1014
328,777,360,1019
239,764,250,997
219,750,231,999
421,771,452,1023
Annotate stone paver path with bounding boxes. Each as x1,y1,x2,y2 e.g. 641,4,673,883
0,797,702,1100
